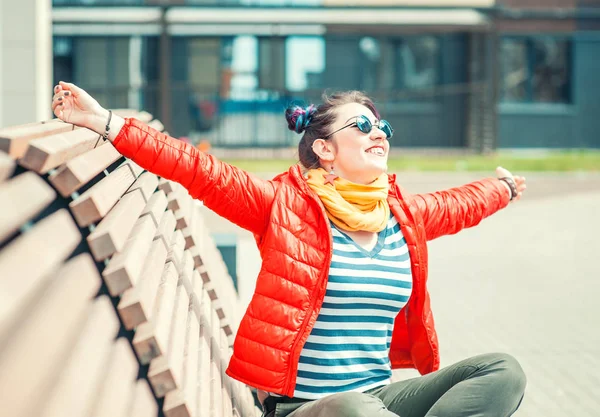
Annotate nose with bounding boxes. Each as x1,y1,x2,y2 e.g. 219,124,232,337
370,124,386,141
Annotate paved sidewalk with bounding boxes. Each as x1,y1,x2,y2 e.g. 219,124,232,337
202,172,600,417
391,173,600,417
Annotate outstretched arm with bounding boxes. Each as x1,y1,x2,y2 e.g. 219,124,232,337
52,81,276,236
410,167,527,241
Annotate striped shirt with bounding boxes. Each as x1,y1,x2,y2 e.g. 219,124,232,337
293,214,413,399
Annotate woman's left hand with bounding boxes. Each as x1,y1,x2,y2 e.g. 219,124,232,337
496,166,527,203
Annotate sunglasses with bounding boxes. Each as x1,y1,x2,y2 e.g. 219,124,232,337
324,115,394,140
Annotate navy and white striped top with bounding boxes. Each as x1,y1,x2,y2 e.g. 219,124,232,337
293,214,413,399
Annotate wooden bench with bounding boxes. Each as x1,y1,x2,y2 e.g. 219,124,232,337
0,112,260,417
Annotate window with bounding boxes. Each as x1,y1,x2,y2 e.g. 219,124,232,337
285,37,325,92
394,36,440,91
355,35,440,99
501,37,571,103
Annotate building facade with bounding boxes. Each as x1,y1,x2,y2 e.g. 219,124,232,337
49,0,600,149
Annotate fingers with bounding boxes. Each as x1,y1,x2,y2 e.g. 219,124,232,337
495,166,512,179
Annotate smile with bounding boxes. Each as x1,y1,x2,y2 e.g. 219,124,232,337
365,147,385,156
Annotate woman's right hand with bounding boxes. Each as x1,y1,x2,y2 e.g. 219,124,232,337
52,81,107,131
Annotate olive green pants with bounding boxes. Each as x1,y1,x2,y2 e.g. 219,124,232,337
263,353,526,417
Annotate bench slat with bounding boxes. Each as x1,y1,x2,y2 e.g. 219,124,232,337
128,379,158,417
118,238,168,330
163,310,200,417
128,171,158,203
0,210,81,337
48,142,122,197
167,229,186,275
87,188,147,261
112,110,153,123
158,178,183,195
148,283,190,397
148,119,165,132
0,151,15,182
0,253,101,417
20,127,102,173
133,261,178,364
69,162,137,227
102,215,156,296
221,329,234,417
156,209,177,250
141,189,168,227
0,120,74,159
197,290,213,417
0,172,56,244
90,338,138,417
39,296,119,417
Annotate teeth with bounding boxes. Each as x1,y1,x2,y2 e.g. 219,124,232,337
367,148,384,156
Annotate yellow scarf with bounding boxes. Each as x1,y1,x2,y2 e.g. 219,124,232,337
306,168,390,233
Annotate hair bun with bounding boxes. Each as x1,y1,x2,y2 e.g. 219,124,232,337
285,104,317,134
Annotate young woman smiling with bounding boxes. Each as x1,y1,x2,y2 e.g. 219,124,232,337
52,82,527,417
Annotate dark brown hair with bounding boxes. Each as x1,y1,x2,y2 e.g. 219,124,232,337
285,91,380,169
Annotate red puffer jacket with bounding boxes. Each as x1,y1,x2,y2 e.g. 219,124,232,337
113,118,511,397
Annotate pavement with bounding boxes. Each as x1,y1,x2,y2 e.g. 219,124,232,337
200,171,600,417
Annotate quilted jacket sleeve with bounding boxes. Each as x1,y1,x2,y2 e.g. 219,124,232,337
410,178,511,241
112,118,276,236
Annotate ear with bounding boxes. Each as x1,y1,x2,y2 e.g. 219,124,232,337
312,138,335,164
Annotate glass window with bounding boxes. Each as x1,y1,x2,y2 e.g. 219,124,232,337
394,36,440,90
501,39,528,101
285,37,325,92
225,36,258,100
501,37,570,103
532,38,570,103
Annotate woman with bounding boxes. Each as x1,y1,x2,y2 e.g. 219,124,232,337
52,82,527,417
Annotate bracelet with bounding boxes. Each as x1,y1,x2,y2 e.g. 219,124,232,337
498,177,518,201
102,110,112,140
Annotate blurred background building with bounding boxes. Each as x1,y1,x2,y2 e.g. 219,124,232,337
1,0,599,151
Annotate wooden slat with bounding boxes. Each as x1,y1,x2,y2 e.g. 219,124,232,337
121,159,144,178
102,215,157,296
39,296,119,417
19,127,102,173
163,310,200,417
117,238,168,330
90,338,138,417
0,253,101,417
210,310,223,417
156,209,177,249
141,189,168,227
0,151,15,182
148,119,165,132
69,162,137,227
87,188,147,261
127,171,158,203
0,172,56,243
148,283,190,397
0,209,81,337
167,229,186,274
133,261,178,364
48,142,122,197
0,120,74,159
158,178,183,195
112,109,153,123
174,195,194,231
128,379,158,417
197,290,213,417
220,329,233,417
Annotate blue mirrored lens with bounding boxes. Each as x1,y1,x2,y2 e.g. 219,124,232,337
380,120,393,138
356,116,372,134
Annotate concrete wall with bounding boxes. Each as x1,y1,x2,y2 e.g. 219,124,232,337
0,0,53,128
